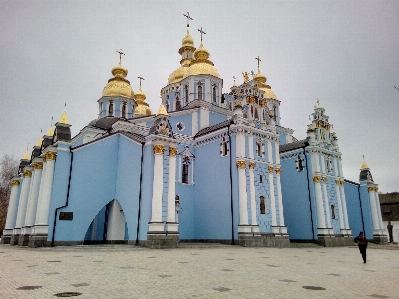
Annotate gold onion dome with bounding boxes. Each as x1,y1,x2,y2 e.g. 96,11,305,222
360,160,369,170
254,68,277,100
182,30,194,47
134,89,152,116
184,42,220,78
102,62,134,99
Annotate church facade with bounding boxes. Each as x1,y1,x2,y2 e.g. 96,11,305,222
2,20,387,248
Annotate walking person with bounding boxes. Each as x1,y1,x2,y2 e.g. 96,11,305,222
354,231,368,263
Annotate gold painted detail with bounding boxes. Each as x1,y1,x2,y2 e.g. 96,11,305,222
249,162,255,170
153,144,165,155
11,180,20,186
23,170,32,177
236,160,246,169
375,187,379,192
313,176,321,183
58,111,70,125
367,186,375,192
268,166,274,173
35,162,43,170
325,124,331,131
275,168,281,175
340,180,345,186
169,147,178,156
22,151,30,160
321,177,327,183
316,121,324,128
45,152,57,161
259,99,266,108
234,102,242,108
335,179,340,185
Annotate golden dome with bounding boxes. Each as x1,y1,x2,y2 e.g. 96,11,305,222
260,85,277,100
134,89,152,116
45,126,54,137
102,63,134,99
360,160,369,170
22,151,30,160
182,30,194,47
254,70,267,84
184,43,220,79
57,111,70,125
35,137,43,147
168,66,186,84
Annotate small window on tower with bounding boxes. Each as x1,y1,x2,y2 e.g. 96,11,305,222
256,139,264,157
176,98,181,110
296,155,304,171
108,101,114,116
122,102,126,118
197,83,202,100
184,86,189,103
166,101,170,112
213,85,217,102
260,196,266,214
331,204,336,219
326,157,333,172
182,156,190,184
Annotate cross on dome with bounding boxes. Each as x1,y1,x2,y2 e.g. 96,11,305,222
183,12,193,27
137,75,145,90
198,27,206,44
116,49,125,64
255,56,261,71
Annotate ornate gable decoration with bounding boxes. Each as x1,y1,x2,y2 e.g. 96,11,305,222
178,146,195,158
149,117,175,138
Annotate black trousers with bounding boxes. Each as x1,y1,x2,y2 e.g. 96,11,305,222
358,246,367,262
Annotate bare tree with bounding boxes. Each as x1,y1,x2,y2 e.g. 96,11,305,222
0,155,19,235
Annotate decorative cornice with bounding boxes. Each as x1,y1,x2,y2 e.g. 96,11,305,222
268,166,274,173
153,144,166,155
313,175,321,183
23,170,32,178
249,162,255,170
335,179,340,185
169,147,178,156
236,160,246,169
275,167,281,175
367,186,375,192
11,180,20,186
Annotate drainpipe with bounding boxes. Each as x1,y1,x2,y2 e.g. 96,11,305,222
228,122,234,245
135,142,145,245
51,147,73,246
357,185,365,238
303,147,315,242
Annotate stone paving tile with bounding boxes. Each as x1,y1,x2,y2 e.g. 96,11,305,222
0,244,398,298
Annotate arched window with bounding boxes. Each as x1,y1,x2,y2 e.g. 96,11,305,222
326,156,333,172
166,101,170,112
296,155,304,171
331,205,336,219
260,196,266,214
273,105,277,121
197,84,202,100
108,101,113,116
228,101,232,111
122,102,126,118
254,108,259,120
184,86,188,103
176,98,181,110
220,137,229,157
182,156,190,184
251,105,254,118
212,85,217,102
260,175,263,183
256,138,264,157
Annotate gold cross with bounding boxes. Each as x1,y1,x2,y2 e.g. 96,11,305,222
198,27,206,43
116,49,125,64
137,75,145,90
255,56,261,71
183,12,193,27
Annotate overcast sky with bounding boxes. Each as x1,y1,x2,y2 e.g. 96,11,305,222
1,1,398,192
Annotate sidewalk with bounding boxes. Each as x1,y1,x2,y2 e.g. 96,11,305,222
0,243,398,298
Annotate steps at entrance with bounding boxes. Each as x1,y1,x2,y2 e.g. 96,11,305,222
289,242,323,248
178,242,236,248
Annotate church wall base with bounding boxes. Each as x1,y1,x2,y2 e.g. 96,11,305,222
10,234,20,246
29,235,51,248
373,235,388,245
238,233,290,247
18,234,30,246
1,235,11,244
144,233,180,249
317,234,354,247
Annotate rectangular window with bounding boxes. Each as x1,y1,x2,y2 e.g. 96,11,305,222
260,196,266,214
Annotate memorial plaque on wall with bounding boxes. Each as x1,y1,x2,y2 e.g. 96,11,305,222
59,212,73,221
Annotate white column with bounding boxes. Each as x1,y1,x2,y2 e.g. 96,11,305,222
275,168,285,230
3,178,21,235
23,162,43,234
268,166,278,234
374,188,384,233
340,181,350,230
33,152,56,235
368,186,380,234
321,177,332,230
32,158,47,234
166,147,178,233
237,160,250,233
248,162,258,232
335,180,345,231
14,168,33,234
106,200,126,241
149,144,165,232
313,175,327,233
236,134,245,158
267,140,273,163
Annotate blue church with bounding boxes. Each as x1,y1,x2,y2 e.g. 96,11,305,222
2,18,387,248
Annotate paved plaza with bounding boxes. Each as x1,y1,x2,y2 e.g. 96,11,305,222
0,243,398,299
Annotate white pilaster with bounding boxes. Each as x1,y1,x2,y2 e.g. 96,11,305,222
14,168,33,234
192,111,198,136
335,180,345,231
313,176,327,233
237,160,250,233
340,181,350,230
374,188,384,233
368,186,380,234
248,136,254,159
275,168,285,227
149,144,165,232
268,166,278,233
33,152,56,235
21,168,36,236
166,147,178,233
267,140,273,163
23,161,43,235
3,178,21,235
248,162,258,231
321,177,332,231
